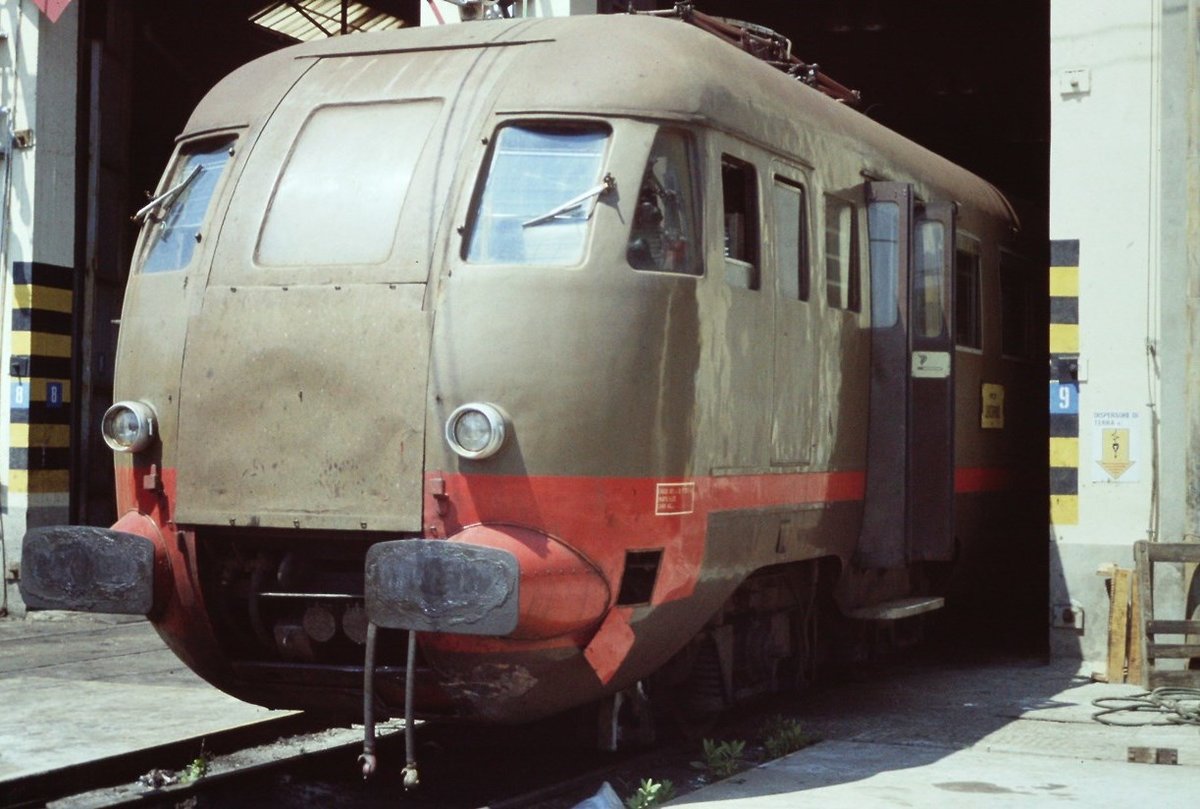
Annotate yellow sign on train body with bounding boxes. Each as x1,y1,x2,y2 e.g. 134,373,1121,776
981,383,1005,429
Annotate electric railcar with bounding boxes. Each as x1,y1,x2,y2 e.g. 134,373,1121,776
22,12,1042,741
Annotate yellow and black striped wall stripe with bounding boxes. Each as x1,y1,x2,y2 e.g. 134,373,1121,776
1049,239,1079,526
9,261,73,498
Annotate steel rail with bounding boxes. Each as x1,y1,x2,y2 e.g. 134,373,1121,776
2,712,329,808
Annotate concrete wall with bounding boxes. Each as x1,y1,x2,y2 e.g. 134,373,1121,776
1048,0,1197,665
0,1,78,617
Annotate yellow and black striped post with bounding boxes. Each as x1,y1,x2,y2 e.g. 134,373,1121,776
9,261,73,514
1049,239,1079,527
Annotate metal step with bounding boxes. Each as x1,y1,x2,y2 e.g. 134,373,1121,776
849,596,945,622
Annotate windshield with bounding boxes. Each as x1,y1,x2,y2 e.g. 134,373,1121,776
465,123,610,266
140,138,235,274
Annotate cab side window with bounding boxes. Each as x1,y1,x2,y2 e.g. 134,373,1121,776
722,156,760,289
627,129,701,275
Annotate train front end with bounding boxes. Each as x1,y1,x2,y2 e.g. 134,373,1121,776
20,17,714,724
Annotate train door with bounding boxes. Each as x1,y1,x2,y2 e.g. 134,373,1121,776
709,139,772,472
858,182,956,568
769,168,815,466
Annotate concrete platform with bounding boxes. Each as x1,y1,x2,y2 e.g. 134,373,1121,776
0,612,290,785
671,655,1200,808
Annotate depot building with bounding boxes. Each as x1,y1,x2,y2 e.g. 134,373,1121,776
0,0,1195,680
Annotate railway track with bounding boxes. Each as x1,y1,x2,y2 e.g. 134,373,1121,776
5,714,390,808
10,635,1044,809
16,704,729,809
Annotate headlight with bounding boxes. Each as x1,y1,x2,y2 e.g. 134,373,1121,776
101,401,157,453
445,403,508,460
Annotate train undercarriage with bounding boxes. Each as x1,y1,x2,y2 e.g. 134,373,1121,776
194,530,934,749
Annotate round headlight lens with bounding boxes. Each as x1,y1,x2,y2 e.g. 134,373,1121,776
101,401,157,453
445,403,507,460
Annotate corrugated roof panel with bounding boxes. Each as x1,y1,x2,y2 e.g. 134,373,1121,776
250,1,408,43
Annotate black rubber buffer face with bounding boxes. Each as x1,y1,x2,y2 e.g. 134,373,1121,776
364,540,519,635
20,526,156,614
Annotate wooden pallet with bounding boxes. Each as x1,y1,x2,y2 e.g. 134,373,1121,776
1134,540,1200,688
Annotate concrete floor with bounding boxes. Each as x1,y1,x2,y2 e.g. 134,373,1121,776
0,612,288,783
672,654,1200,807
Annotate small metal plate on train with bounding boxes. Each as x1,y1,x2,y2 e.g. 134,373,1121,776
364,540,519,635
912,351,951,379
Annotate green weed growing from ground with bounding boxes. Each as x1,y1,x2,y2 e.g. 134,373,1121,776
760,714,815,759
624,778,677,809
692,738,747,780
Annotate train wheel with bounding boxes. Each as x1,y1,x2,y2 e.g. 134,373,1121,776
648,636,725,741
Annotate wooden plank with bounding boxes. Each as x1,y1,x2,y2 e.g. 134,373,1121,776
1146,620,1200,635
1148,669,1200,688
1133,541,1150,685
1144,542,1200,563
1106,568,1131,683
1147,643,1200,658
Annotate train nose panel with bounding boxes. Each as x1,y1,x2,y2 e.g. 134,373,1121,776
174,283,430,531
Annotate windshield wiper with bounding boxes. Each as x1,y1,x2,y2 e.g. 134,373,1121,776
133,164,203,224
522,173,615,228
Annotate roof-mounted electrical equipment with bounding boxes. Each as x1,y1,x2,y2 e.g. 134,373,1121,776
632,2,861,106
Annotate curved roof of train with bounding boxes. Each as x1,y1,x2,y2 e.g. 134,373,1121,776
186,14,1015,227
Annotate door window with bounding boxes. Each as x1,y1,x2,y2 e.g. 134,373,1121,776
825,196,861,311
722,156,760,289
773,178,810,301
914,220,947,338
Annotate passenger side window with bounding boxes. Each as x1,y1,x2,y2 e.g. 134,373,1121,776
824,196,860,311
627,129,701,275
955,237,982,349
722,156,760,290
773,178,810,301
